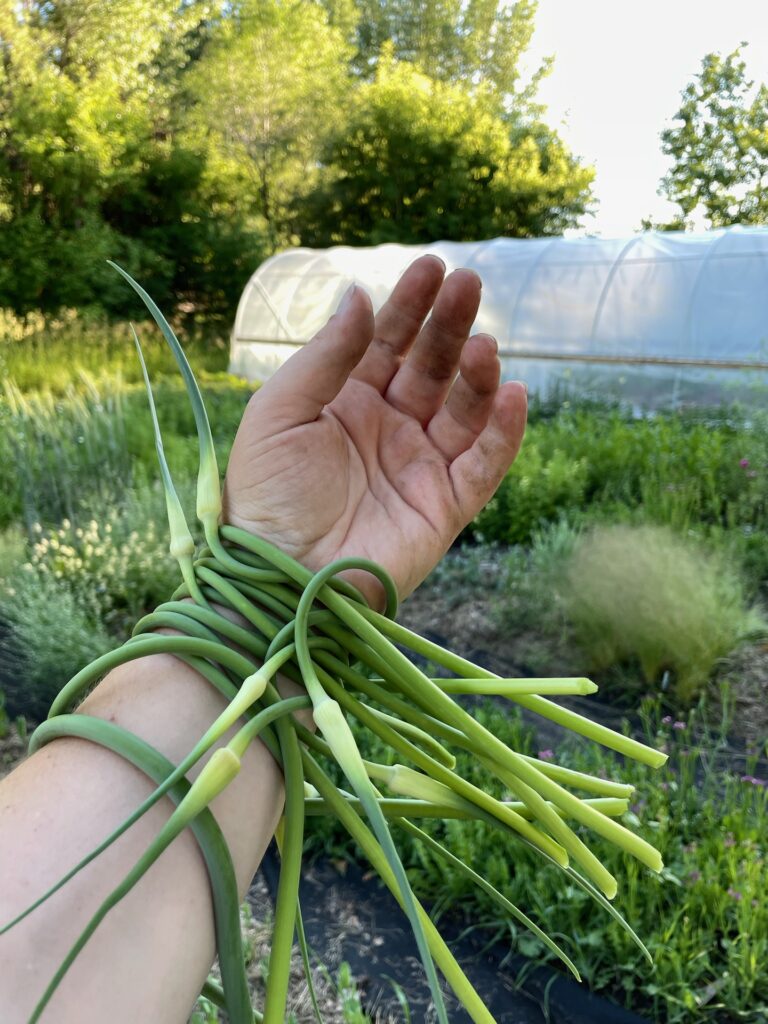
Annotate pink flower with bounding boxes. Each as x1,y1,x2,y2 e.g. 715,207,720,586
741,775,767,787
673,721,686,731
538,749,554,761
740,458,750,468
661,715,673,725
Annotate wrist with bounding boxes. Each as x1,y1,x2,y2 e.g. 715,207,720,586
219,511,392,614
77,653,287,890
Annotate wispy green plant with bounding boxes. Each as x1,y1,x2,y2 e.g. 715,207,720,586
560,524,765,700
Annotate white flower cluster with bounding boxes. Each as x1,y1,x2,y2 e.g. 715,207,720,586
25,512,175,623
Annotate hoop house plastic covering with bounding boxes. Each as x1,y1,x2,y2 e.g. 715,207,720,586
230,227,768,408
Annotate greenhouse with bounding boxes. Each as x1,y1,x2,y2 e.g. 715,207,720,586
230,226,768,409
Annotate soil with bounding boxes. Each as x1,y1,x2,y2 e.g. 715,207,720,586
255,846,650,1024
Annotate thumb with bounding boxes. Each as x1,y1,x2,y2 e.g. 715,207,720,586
249,285,375,430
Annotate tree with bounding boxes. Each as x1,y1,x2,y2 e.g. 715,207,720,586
184,0,351,252
339,0,547,112
296,57,594,247
0,0,256,318
656,47,768,229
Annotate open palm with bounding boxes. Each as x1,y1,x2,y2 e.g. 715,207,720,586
223,256,527,605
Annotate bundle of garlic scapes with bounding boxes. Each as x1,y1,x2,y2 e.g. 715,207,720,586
5,264,667,1024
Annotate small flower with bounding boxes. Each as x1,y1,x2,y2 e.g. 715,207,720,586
687,870,701,884
727,887,742,902
747,470,758,479
673,721,686,731
538,749,554,761
741,775,767,787
740,458,750,468
662,715,673,725
659,781,670,792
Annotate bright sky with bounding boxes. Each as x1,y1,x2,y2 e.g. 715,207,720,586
524,0,768,238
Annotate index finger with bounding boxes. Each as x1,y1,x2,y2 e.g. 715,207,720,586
350,254,446,393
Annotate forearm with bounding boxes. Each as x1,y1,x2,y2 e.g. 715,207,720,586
0,653,285,1024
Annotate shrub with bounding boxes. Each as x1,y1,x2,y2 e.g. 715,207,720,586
560,524,765,700
24,491,182,635
474,442,588,544
0,572,112,721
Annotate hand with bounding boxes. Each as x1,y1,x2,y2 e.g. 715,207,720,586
223,255,527,606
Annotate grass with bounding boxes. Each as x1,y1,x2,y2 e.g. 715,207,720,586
0,375,252,532
561,524,766,701
0,311,229,394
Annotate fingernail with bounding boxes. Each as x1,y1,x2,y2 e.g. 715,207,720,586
337,283,356,314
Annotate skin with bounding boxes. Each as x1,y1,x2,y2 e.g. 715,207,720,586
0,256,526,1023
225,256,527,603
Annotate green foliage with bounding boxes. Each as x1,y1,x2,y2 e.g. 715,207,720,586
0,1,263,319
0,1,593,317
0,570,112,721
0,312,230,394
472,404,768,552
561,525,764,701
346,0,544,105
0,377,132,530
299,56,594,247
186,0,352,252
655,46,768,229
306,698,768,1024
474,440,588,544
0,365,251,532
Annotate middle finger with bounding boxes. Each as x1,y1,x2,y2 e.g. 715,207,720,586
383,269,482,426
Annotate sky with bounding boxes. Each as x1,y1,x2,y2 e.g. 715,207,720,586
523,0,768,238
